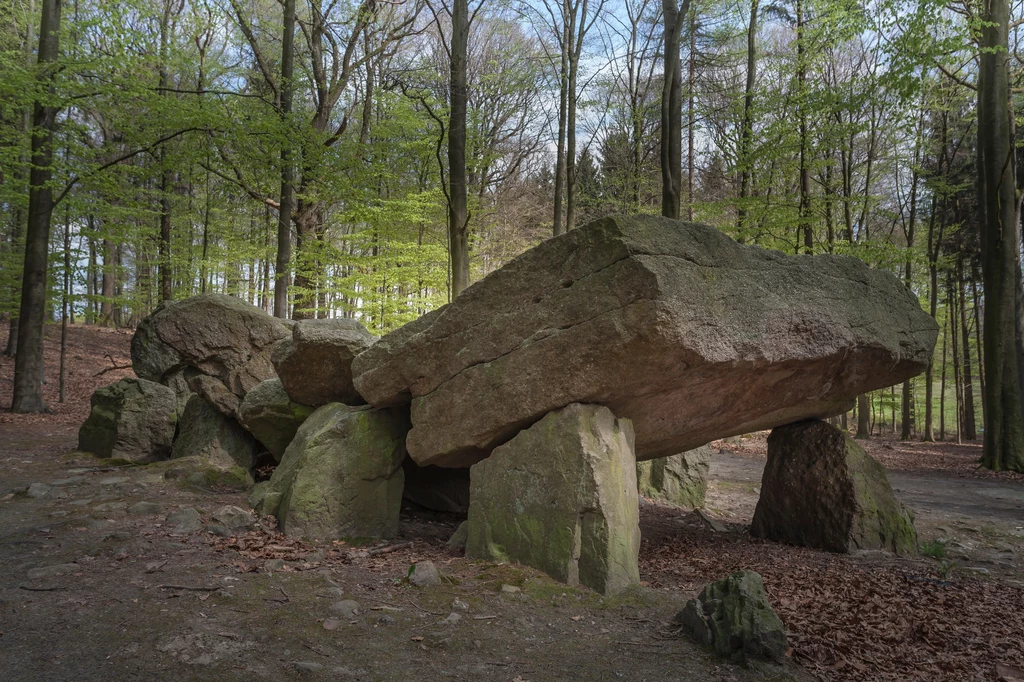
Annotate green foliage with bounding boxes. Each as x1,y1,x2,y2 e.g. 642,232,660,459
920,538,948,560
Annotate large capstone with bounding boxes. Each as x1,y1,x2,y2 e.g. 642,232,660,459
78,379,178,463
352,215,937,467
172,394,261,475
131,294,289,415
636,445,711,508
465,403,640,596
751,419,918,554
272,319,376,407
252,403,408,540
675,570,787,664
237,378,314,461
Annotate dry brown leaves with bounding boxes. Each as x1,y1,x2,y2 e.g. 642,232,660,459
0,322,135,424
641,513,1024,682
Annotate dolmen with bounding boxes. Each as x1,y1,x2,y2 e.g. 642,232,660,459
78,215,937,594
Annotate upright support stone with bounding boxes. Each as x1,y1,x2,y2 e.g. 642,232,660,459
751,419,917,554
466,403,640,595
253,403,408,540
636,445,711,508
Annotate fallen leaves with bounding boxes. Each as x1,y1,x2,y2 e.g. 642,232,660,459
641,509,1024,682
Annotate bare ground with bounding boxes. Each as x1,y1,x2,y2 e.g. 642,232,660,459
1,323,1023,681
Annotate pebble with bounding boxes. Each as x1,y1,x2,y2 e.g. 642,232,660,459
94,501,127,512
264,559,286,571
440,612,462,626
452,599,469,611
329,600,360,618
99,477,130,486
26,483,51,499
68,498,94,507
212,505,255,530
205,524,231,538
409,561,442,587
26,563,80,580
292,661,325,674
166,508,202,533
500,584,521,594
128,501,162,516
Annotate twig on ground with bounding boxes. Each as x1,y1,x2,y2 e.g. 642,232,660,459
368,541,414,556
19,585,67,591
155,584,221,591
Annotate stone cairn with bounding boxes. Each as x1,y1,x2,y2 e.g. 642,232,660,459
79,214,937,595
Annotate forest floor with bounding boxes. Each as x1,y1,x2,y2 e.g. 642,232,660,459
0,323,1023,682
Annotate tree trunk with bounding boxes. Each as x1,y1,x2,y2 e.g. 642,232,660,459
977,0,1024,470
11,0,61,413
660,0,689,219
795,0,811,253
157,0,174,303
958,258,977,440
948,273,963,444
686,4,695,220
448,0,470,297
552,9,568,237
275,0,296,318
735,0,758,240
856,393,870,439
940,314,947,440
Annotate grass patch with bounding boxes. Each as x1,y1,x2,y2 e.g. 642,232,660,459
921,538,947,560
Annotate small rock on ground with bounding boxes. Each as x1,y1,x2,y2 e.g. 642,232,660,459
128,501,162,516
329,600,360,617
166,507,202,532
409,561,441,587
212,505,254,530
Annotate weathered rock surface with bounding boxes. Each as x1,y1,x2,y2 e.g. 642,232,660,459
409,561,442,587
237,379,314,461
253,403,408,540
352,214,937,467
131,294,289,415
676,570,786,664
751,419,918,554
171,394,260,475
402,459,470,513
273,319,376,406
466,403,640,595
636,445,711,508
78,379,178,463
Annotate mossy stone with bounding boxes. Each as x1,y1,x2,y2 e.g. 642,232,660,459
466,403,640,596
259,403,408,540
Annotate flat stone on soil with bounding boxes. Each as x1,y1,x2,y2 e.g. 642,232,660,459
26,563,81,580
128,501,162,516
466,403,641,596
